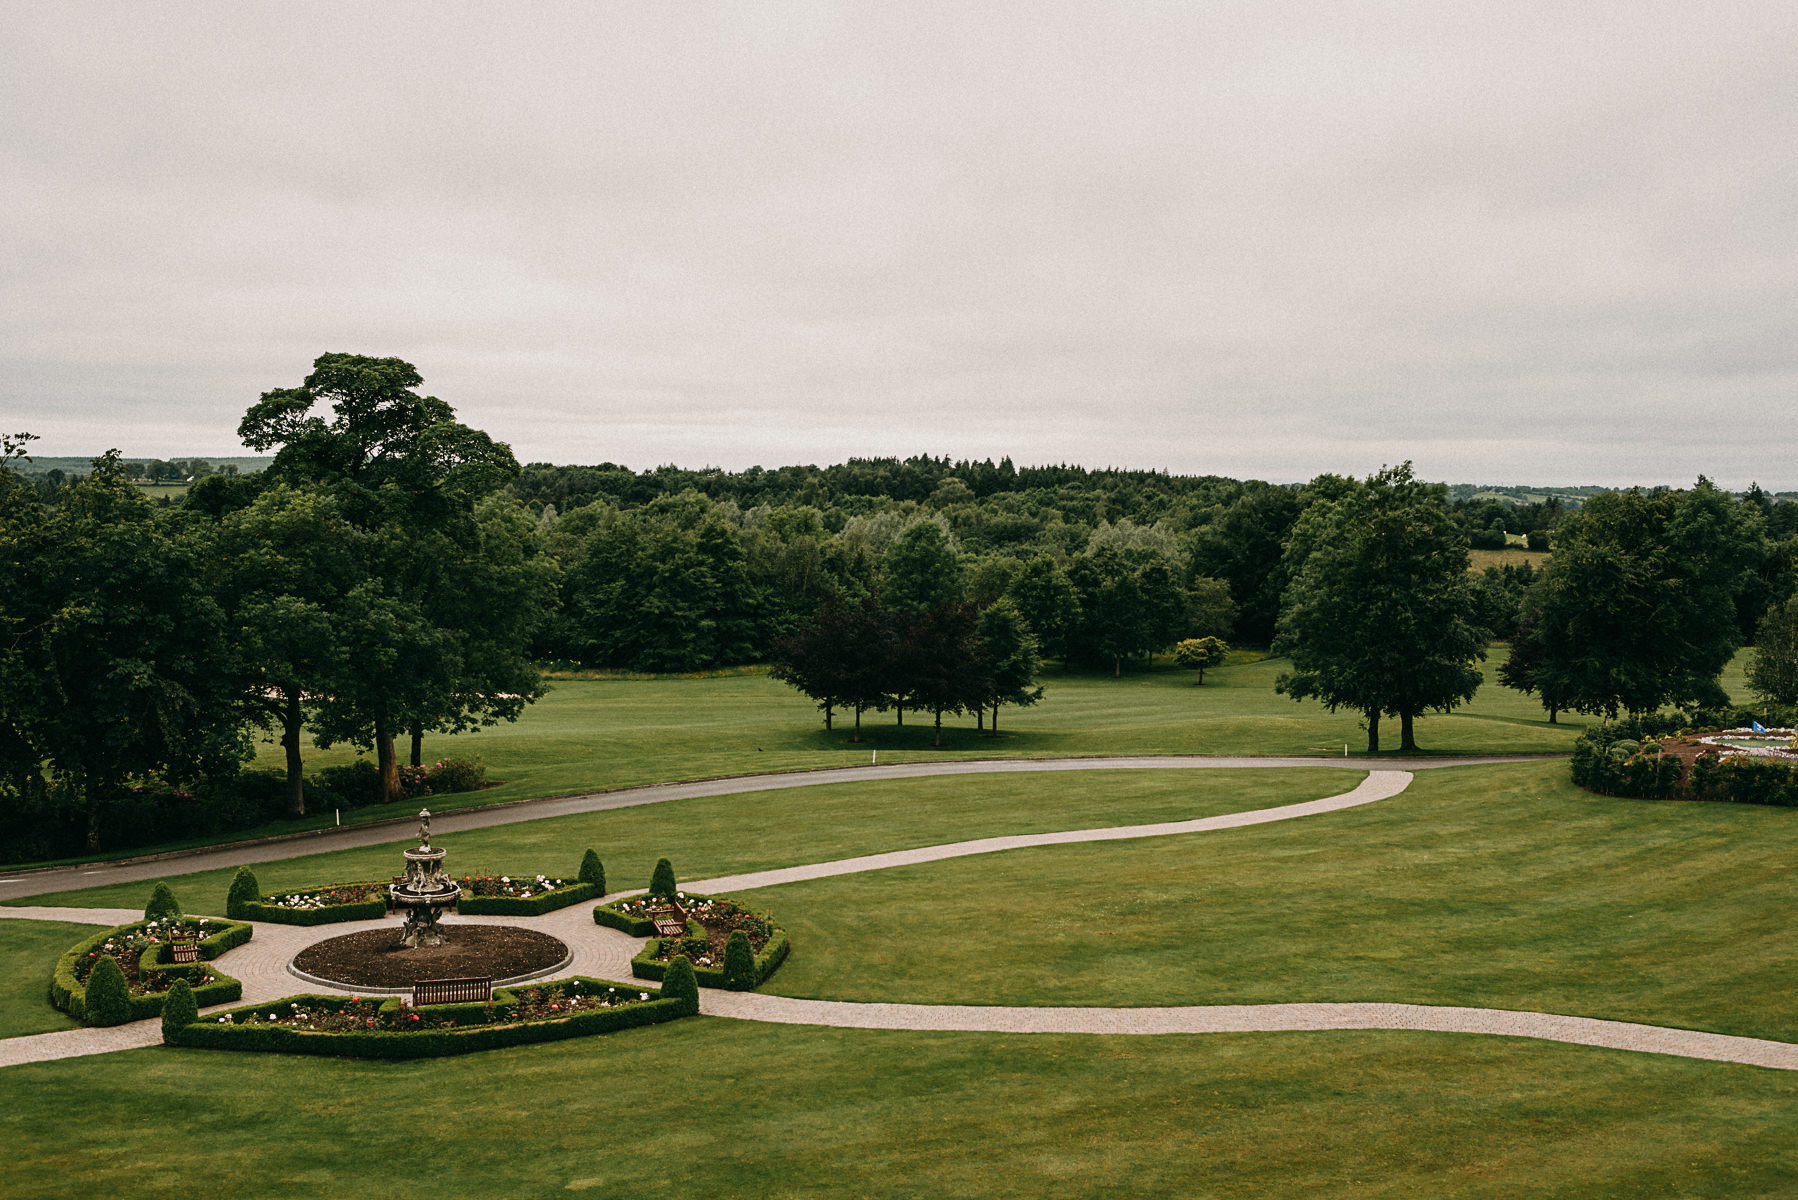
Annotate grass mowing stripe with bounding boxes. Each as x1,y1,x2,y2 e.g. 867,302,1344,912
2,1022,1796,1198
751,761,1798,1041
7,768,1354,911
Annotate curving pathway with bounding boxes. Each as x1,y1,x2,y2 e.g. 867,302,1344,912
8,759,1795,1073
0,755,1542,904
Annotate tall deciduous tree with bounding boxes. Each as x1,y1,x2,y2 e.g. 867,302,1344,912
1274,464,1484,752
879,520,963,616
975,599,1042,734
237,353,532,800
1501,481,1762,719
21,453,244,847
1747,594,1798,706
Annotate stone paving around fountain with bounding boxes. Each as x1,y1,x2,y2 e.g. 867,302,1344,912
6,763,1798,1073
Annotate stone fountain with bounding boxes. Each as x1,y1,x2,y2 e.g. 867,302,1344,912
390,808,461,948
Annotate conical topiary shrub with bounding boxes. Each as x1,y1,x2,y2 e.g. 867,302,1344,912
161,977,197,1043
84,955,133,1026
723,930,756,992
659,955,699,1014
579,850,605,892
226,866,259,919
648,858,677,898
144,881,181,921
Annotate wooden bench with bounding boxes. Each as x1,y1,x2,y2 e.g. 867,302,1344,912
168,940,200,964
411,976,493,1007
649,902,689,939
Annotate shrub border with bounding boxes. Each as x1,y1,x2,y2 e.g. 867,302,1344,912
632,927,790,990
235,885,389,925
51,917,250,1025
458,880,601,916
165,976,691,1058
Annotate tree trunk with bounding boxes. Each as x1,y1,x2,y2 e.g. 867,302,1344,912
992,703,1000,735
281,685,306,817
375,713,399,802
852,704,862,743
84,772,102,852
409,724,424,768
1114,656,1121,678
1400,711,1418,752
977,707,985,731
933,706,943,747
1548,707,1558,724
1365,709,1380,754
896,704,903,727
824,702,833,732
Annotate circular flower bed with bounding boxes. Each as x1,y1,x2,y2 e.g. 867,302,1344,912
1696,727,1798,760
291,924,571,989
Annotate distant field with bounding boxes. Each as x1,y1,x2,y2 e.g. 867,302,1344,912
1468,546,1551,572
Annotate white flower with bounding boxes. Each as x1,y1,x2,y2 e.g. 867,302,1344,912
639,993,649,1000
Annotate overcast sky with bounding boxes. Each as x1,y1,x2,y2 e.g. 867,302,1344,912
4,3,1795,487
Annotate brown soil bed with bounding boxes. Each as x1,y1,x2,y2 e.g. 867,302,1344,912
293,924,569,988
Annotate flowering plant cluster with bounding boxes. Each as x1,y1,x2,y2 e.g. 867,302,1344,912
213,982,654,1031
266,883,386,910
1697,728,1798,760
459,872,572,899
74,920,219,993
645,895,775,968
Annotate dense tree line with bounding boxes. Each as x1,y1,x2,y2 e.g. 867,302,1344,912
13,357,1798,856
1,357,551,857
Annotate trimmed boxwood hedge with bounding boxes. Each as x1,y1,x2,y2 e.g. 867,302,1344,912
166,978,691,1058
51,917,250,1025
458,880,601,916
593,897,657,937
631,927,790,990
235,884,389,925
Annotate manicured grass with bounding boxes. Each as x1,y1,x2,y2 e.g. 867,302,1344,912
12,769,1356,910
759,760,1798,1042
0,919,90,1038
3,1022,1796,1198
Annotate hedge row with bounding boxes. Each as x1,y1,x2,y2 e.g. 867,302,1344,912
1569,734,1686,800
592,898,656,937
232,895,389,925
166,979,692,1059
1689,754,1798,807
459,880,602,916
631,927,790,990
51,918,250,1025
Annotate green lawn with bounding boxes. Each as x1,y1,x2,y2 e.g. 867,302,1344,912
0,920,89,1038
757,761,1798,1041
3,1023,1795,1198
11,769,1356,910
8,754,1798,1196
10,647,1585,869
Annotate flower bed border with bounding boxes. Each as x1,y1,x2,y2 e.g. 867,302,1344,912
164,976,692,1058
458,880,601,916
234,884,388,926
632,926,790,990
51,917,250,1025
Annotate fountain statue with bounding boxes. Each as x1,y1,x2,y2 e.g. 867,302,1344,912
390,808,461,948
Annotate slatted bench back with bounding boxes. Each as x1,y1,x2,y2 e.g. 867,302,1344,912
412,976,493,1006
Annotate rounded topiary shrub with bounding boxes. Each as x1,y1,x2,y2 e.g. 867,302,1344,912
660,955,700,1014
161,977,197,1043
648,858,677,898
144,881,181,921
84,955,133,1026
723,930,755,991
579,850,605,892
226,866,260,919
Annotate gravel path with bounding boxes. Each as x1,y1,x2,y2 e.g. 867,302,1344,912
10,760,1792,1074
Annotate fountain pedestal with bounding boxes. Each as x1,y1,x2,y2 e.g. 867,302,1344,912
389,809,461,948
